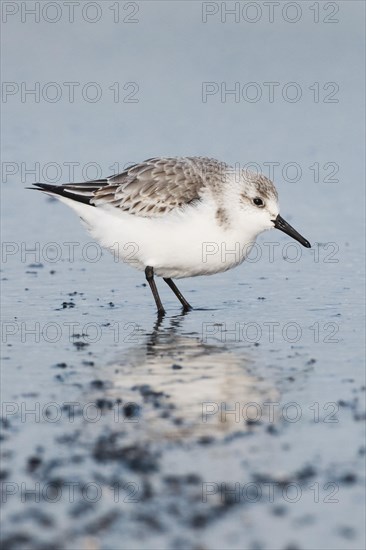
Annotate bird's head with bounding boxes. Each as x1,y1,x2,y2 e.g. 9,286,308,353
238,170,311,248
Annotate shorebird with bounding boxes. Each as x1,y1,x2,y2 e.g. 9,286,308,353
32,157,311,314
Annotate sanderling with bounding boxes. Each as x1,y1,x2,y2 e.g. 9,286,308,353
31,156,311,314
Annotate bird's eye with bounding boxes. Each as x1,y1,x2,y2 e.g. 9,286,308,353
253,197,264,207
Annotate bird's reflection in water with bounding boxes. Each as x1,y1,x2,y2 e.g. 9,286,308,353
109,312,278,441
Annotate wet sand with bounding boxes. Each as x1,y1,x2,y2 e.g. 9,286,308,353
1,2,365,547
1,184,365,550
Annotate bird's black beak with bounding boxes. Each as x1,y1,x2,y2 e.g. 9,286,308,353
273,214,311,248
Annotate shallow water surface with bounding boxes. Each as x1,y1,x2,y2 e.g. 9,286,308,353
1,2,365,548
1,183,365,550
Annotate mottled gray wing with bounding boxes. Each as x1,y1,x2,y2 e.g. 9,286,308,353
91,157,223,217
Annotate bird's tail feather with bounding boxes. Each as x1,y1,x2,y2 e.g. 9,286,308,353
29,180,109,205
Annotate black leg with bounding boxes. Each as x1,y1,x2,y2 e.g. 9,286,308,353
163,278,192,311
145,266,165,315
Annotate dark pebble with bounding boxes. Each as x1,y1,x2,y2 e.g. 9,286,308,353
90,380,105,389
246,419,262,426
198,436,215,445
271,505,287,516
123,402,141,418
62,301,75,309
191,514,207,528
296,465,317,480
95,398,114,410
338,526,356,539
266,424,279,435
54,362,67,369
27,456,42,473
73,341,89,350
339,473,357,484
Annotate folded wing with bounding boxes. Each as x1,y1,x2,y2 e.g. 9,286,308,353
91,157,213,217
33,157,225,217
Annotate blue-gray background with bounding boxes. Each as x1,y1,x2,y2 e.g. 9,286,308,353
1,2,365,550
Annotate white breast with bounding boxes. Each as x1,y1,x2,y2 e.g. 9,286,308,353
55,196,260,279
